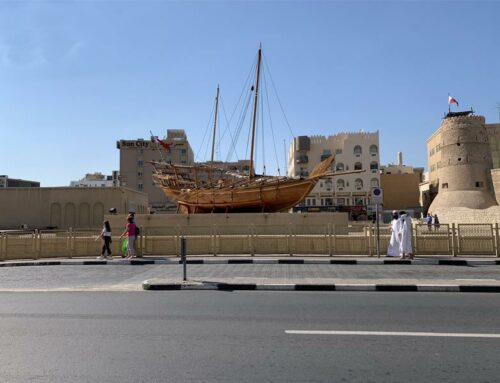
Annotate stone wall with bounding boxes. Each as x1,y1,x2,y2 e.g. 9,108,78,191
0,187,148,230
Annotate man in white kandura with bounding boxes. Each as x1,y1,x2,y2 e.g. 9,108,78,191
397,210,413,259
387,211,400,257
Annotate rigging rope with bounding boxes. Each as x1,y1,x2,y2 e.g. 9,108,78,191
262,67,281,176
195,99,216,162
262,52,295,138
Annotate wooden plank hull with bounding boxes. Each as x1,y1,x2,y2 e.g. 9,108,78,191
172,177,318,213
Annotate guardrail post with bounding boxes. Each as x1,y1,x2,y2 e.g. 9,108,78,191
212,224,218,256
33,229,38,260
287,223,293,256
451,223,457,257
413,223,418,256
0,233,4,261
4,234,8,261
364,224,369,257
327,223,332,256
249,224,255,256
495,223,499,258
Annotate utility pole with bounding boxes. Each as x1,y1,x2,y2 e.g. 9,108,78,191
496,102,500,122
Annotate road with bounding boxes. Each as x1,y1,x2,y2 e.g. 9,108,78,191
1,291,500,382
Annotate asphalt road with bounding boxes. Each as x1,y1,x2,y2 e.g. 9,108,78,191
1,291,500,382
0,263,500,290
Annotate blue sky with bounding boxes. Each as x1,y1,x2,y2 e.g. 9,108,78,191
1,0,499,186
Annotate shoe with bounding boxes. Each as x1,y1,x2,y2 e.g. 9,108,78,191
97,255,104,260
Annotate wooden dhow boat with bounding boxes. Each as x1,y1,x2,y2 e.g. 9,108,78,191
151,47,349,214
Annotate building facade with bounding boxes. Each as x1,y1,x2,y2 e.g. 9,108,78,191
0,175,40,188
117,129,194,210
427,117,500,211
70,172,119,187
0,187,148,230
427,114,498,212
288,131,380,218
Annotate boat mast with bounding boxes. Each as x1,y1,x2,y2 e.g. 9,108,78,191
249,45,262,179
209,85,220,184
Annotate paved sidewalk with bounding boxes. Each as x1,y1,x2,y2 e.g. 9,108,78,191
1,256,500,293
1,255,499,267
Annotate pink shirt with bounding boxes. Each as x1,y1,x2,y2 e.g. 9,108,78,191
127,223,136,237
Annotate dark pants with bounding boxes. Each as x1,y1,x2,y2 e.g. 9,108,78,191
102,237,112,255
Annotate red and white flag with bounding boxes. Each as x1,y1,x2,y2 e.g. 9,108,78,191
448,96,459,106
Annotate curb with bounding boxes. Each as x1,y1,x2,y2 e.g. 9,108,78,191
0,258,499,267
142,280,500,293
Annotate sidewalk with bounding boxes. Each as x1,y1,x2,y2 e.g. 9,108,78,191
1,255,500,293
0,255,499,267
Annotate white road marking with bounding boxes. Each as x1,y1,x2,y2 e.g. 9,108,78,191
455,279,497,281
285,330,500,338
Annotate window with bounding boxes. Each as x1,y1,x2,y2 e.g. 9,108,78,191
181,149,187,155
442,183,448,189
355,178,363,190
337,179,345,189
354,162,362,170
137,172,143,178
336,163,344,171
476,181,484,188
370,162,378,171
137,160,144,167
138,183,143,191
370,178,379,187
369,145,378,156
337,198,345,205
325,179,332,191
353,145,362,156
335,148,343,155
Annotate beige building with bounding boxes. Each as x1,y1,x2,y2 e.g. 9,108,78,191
427,117,500,211
69,172,119,187
0,187,148,230
288,132,380,216
427,114,498,212
0,175,40,188
117,129,194,210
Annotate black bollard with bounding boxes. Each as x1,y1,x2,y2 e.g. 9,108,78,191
181,237,187,281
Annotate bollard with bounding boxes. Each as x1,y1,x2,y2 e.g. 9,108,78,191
181,237,187,281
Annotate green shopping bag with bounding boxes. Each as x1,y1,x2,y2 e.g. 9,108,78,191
121,238,128,256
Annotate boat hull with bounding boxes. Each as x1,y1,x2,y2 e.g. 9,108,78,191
172,177,319,214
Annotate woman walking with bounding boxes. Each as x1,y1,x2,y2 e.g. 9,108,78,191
96,220,113,260
120,215,137,259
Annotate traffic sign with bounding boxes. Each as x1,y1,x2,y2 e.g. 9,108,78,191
371,187,383,204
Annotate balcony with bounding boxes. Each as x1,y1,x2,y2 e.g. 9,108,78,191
296,155,309,164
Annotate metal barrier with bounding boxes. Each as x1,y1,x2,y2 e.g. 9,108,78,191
1,223,500,260
414,224,452,255
457,224,496,256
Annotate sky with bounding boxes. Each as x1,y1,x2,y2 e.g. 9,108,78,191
1,0,499,186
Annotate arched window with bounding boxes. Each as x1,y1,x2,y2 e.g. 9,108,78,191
354,145,362,156
369,145,378,156
370,178,379,187
337,179,345,189
370,162,378,171
354,162,362,170
355,178,363,190
336,162,344,171
325,179,332,191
